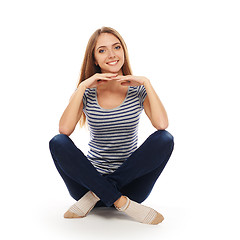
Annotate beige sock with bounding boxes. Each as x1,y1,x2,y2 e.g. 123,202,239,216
115,196,164,225
68,191,100,217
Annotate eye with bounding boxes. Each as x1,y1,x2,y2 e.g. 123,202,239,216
115,45,121,50
99,49,105,53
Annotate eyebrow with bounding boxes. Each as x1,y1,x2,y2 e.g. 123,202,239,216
96,42,121,50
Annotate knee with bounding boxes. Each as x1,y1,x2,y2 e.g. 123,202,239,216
49,133,69,152
152,130,174,149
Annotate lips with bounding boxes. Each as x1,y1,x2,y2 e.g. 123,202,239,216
107,60,119,66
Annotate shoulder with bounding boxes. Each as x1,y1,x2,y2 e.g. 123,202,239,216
83,88,96,98
133,85,147,99
128,85,146,94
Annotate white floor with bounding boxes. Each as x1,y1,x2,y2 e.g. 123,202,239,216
3,172,239,240
6,202,239,240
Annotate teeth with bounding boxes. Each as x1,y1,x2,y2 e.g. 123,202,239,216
107,61,118,65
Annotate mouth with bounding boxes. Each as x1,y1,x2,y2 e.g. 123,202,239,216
106,60,119,66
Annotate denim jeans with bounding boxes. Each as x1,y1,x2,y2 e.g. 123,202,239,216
49,130,174,207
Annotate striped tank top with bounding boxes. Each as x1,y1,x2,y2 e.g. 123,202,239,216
82,85,147,175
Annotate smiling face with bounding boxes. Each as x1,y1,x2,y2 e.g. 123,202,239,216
94,33,125,74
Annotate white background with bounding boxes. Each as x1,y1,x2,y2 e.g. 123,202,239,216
1,0,240,239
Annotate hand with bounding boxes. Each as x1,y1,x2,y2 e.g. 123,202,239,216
114,75,149,86
81,73,119,89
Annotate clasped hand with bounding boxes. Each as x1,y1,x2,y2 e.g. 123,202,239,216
82,73,149,89
114,75,149,86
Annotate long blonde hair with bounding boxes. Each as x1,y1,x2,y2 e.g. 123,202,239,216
77,27,133,128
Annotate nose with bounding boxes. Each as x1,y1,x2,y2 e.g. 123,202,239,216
108,49,116,58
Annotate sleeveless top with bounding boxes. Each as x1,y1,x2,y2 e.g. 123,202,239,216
82,85,147,175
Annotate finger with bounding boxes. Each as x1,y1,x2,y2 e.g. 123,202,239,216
97,77,115,81
117,79,130,82
117,75,131,80
101,76,120,81
97,79,108,82
115,76,127,80
102,73,119,78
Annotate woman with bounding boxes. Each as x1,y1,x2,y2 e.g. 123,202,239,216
49,27,174,225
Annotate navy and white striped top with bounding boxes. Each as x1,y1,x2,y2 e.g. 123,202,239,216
82,85,147,175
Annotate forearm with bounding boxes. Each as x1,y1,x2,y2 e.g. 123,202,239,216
143,78,169,129
59,82,87,135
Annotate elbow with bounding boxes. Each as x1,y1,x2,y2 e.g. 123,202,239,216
154,120,169,130
59,125,73,136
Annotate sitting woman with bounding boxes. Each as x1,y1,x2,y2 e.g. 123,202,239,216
49,26,174,225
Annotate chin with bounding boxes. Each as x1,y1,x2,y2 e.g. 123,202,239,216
102,67,123,74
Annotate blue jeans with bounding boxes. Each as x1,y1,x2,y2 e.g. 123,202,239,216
49,130,174,207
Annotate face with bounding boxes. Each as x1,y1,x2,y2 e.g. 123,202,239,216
94,33,125,74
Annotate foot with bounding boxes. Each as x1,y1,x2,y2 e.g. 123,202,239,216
114,196,128,208
64,191,100,218
115,196,164,225
64,210,84,218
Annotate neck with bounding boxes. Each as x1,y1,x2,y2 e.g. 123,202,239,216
99,79,122,91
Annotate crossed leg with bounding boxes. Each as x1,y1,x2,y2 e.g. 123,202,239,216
49,130,174,224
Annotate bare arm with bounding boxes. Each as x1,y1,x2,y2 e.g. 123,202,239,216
143,79,169,130
115,75,169,130
59,82,87,136
59,73,119,136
